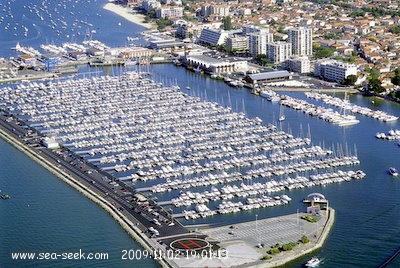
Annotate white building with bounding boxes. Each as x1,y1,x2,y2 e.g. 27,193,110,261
142,0,161,13
288,56,311,74
42,137,60,149
267,42,292,64
197,28,229,46
211,5,230,17
185,54,248,74
156,7,183,18
248,30,273,57
225,35,249,52
314,60,358,83
162,0,182,5
242,25,269,35
288,27,313,56
201,5,230,17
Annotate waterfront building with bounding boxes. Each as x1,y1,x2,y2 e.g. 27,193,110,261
156,7,183,18
267,42,292,64
248,30,273,57
87,48,105,57
18,55,38,67
225,35,249,53
141,0,161,13
288,27,313,56
117,47,154,59
314,60,358,83
288,56,311,74
184,54,248,74
68,51,88,61
197,28,229,46
244,70,291,86
147,39,185,52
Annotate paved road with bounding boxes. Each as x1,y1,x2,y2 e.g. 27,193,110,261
0,108,190,239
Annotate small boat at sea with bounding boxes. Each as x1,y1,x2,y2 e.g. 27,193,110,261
305,256,320,267
1,194,10,199
389,167,398,176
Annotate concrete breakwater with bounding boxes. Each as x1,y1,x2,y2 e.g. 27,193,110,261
0,126,172,268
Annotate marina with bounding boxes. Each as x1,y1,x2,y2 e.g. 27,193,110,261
1,0,400,267
0,71,366,224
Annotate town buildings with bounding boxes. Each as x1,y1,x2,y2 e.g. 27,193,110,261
315,60,358,83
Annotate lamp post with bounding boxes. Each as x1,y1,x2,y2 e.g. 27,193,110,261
256,214,259,246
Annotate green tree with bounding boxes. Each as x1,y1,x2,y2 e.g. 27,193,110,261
389,25,400,35
314,47,334,59
391,68,400,86
342,74,357,86
222,16,232,30
368,78,385,94
277,25,287,34
367,68,380,80
394,90,400,99
350,10,365,18
300,236,310,244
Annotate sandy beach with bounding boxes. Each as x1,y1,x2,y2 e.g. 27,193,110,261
103,2,157,30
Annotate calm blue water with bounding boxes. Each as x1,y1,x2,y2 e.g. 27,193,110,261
1,1,400,267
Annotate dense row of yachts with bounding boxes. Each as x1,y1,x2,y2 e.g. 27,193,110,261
376,129,400,140
13,39,110,59
0,71,365,220
279,94,360,126
305,92,398,123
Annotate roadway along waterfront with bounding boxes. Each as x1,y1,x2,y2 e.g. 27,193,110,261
0,109,179,268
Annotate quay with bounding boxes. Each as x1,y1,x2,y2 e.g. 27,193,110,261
0,70,347,267
173,208,335,267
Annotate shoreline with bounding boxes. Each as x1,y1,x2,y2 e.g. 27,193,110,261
264,208,335,267
103,2,157,30
0,124,170,268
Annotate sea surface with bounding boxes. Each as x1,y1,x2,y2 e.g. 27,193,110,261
1,1,400,268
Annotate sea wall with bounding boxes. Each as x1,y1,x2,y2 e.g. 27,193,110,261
263,208,335,267
0,127,172,268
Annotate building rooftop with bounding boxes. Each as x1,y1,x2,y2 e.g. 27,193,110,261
248,70,291,81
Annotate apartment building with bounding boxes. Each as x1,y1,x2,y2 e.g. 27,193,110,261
267,42,292,64
156,7,183,18
288,27,313,56
248,30,273,57
288,56,311,74
314,60,358,83
225,35,249,53
197,28,229,46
